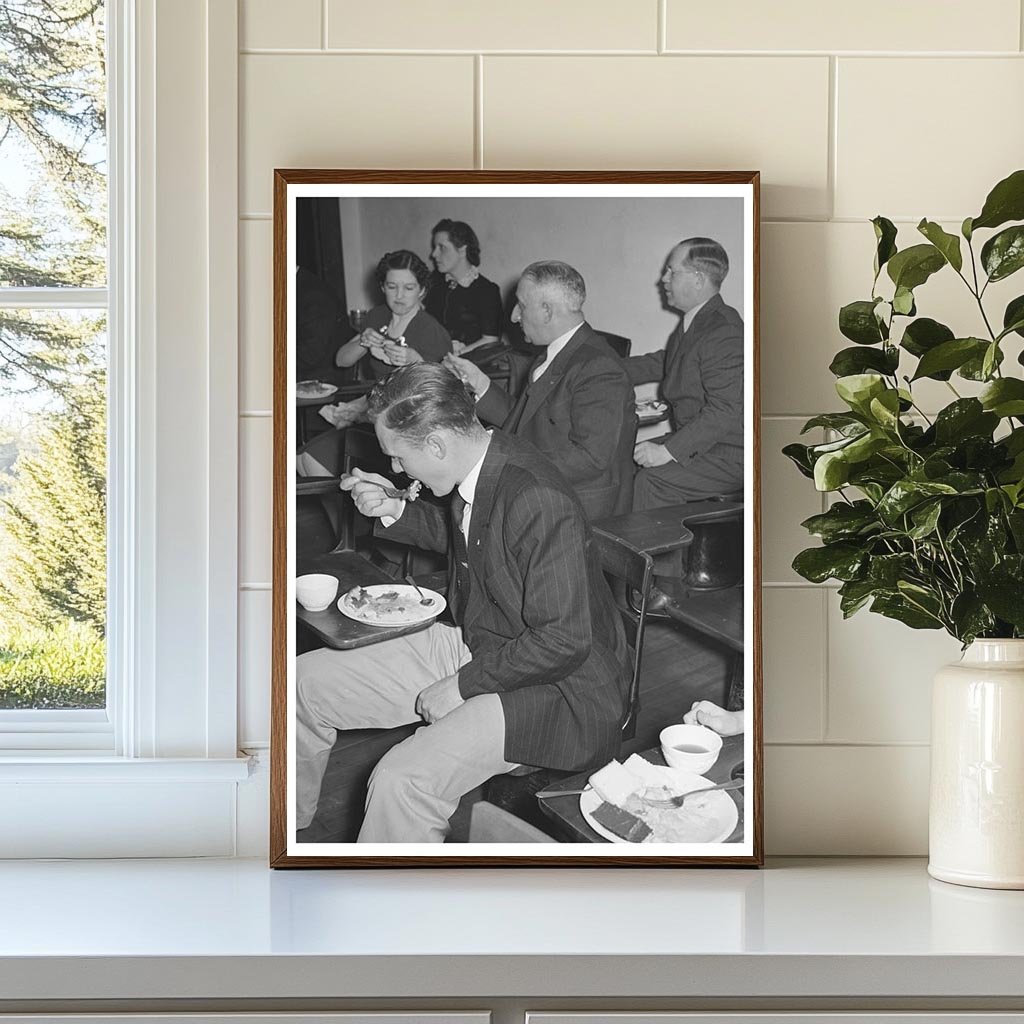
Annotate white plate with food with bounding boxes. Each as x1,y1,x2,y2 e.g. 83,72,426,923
580,754,739,844
338,584,446,627
296,379,338,400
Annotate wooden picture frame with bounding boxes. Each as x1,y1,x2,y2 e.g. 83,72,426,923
271,170,762,867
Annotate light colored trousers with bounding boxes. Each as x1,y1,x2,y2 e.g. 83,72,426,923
295,623,516,842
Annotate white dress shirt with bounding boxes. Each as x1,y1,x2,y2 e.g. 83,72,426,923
683,297,710,333
531,322,583,383
454,432,491,542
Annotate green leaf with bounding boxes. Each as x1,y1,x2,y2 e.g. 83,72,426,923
949,593,996,644
877,479,958,524
839,300,886,345
814,450,851,491
1003,295,1024,340
868,552,915,587
871,594,944,630
917,219,963,272
962,216,974,241
829,345,899,378
868,389,902,431
872,216,898,276
911,337,987,381
933,399,999,445
980,378,1024,418
886,243,946,291
900,318,955,369
976,580,1024,629
800,413,866,435
800,501,879,543
792,542,866,584
981,225,1024,283
908,500,943,539
971,168,1024,232
892,286,916,316
835,373,887,413
838,579,882,618
982,341,1001,381
782,442,815,479
960,343,1004,381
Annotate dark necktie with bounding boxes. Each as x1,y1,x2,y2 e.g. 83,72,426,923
450,491,470,625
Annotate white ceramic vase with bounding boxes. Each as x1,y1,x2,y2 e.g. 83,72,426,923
929,639,1024,889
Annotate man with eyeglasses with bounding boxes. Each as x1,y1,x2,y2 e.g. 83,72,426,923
626,237,744,511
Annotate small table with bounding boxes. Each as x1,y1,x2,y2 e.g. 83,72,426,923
538,733,745,844
296,551,439,650
296,382,371,446
665,585,743,653
595,498,743,558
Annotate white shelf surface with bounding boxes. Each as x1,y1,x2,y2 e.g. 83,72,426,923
1,857,1024,1001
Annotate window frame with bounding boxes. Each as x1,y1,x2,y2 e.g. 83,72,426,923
0,0,245,820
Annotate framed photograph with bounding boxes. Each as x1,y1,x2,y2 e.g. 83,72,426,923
271,170,762,867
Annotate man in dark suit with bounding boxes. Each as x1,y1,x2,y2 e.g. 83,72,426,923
294,364,630,842
445,261,636,520
627,237,745,509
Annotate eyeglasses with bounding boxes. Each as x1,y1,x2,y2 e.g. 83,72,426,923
664,265,701,279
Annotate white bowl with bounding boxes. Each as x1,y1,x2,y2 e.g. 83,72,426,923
295,573,339,612
659,723,722,774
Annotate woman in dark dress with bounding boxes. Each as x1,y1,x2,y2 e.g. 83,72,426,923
297,250,450,475
424,219,503,359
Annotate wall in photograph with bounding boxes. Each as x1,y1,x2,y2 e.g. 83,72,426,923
340,195,745,358
236,0,1023,855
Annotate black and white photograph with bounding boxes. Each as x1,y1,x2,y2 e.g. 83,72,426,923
271,171,762,867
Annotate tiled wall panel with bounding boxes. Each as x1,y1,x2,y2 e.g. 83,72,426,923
482,56,831,220
762,588,825,744
765,744,930,854
666,0,1021,53
836,58,1024,220
240,55,475,214
327,0,658,52
826,601,962,745
240,219,273,412
239,590,272,749
240,416,272,587
241,0,321,50
236,4,1023,853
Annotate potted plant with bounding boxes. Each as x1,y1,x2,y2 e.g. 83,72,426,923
784,169,1024,889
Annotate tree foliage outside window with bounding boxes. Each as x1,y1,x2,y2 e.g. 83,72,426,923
0,0,107,709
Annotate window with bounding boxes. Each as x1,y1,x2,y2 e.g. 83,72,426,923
0,0,246,857
0,1,109,739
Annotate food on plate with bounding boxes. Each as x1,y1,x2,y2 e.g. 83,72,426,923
586,754,733,843
589,759,640,806
635,398,667,413
296,379,338,399
592,801,652,842
343,585,434,616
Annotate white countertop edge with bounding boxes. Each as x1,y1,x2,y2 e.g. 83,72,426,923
2,953,1024,1002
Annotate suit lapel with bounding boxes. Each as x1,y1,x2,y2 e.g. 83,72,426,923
516,323,589,430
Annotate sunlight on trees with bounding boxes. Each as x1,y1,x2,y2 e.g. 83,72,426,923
0,0,107,709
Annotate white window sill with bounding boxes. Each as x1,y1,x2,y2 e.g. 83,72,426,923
0,754,252,782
